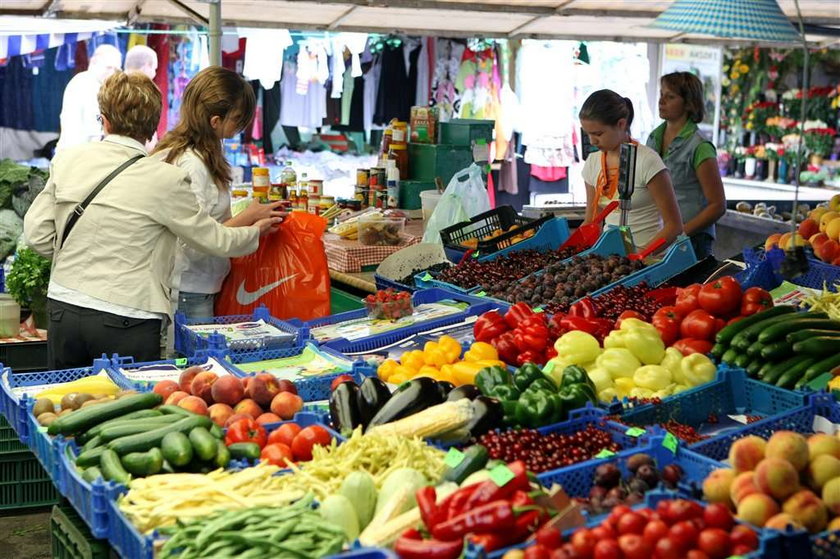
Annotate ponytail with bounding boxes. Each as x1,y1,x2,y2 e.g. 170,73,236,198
579,89,634,132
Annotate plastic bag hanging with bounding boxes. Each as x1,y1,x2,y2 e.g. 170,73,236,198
422,163,490,244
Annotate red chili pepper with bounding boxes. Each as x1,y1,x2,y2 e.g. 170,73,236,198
445,483,478,522
492,330,519,365
402,528,423,540
394,536,463,559
432,500,516,541
568,297,597,318
464,460,530,509
416,486,438,531
474,311,509,343
505,302,535,329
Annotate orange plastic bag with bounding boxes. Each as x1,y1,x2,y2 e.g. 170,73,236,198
215,212,331,321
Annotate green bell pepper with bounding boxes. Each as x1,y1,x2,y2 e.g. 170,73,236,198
557,383,597,414
488,384,521,402
559,365,589,388
513,363,545,392
476,366,513,395
526,377,558,394
514,390,557,428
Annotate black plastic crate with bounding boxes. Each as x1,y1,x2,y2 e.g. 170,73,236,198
440,205,550,256
50,503,112,559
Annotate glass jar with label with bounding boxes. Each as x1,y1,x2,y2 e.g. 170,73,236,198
308,195,321,214
252,167,270,197
308,179,323,197
388,144,409,180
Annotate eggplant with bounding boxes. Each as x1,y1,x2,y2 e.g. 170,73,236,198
436,381,455,399
357,376,392,427
466,396,505,438
367,377,444,428
446,384,482,402
329,381,362,436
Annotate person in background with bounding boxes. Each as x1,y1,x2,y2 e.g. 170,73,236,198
24,71,280,369
647,72,725,260
579,89,683,250
55,44,122,153
124,45,158,79
153,66,285,319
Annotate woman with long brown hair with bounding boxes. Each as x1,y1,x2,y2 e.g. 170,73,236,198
154,66,284,318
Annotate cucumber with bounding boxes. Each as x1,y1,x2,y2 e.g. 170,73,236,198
81,435,103,453
81,467,102,483
78,409,163,444
734,353,751,368
227,442,260,461
745,340,764,357
786,329,840,344
161,460,176,474
108,415,212,456
730,309,803,350
775,357,818,389
721,348,740,364
717,305,796,345
99,415,184,442
214,440,231,468
100,449,131,485
756,361,775,380
442,444,489,485
48,393,163,437
189,427,217,461
760,340,793,361
710,343,727,359
793,337,840,357
157,405,196,416
758,318,840,344
762,355,813,386
746,359,764,377
161,431,193,467
209,424,224,439
75,447,106,468
797,354,840,389
121,448,164,477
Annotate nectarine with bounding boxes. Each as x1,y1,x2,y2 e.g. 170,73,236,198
153,380,179,400
233,398,263,419
165,391,189,405
798,218,819,240
190,371,219,404
178,395,208,416
210,375,244,407
246,373,281,406
178,366,203,393
208,403,234,427
271,391,303,420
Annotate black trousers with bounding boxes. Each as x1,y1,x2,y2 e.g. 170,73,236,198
47,299,162,370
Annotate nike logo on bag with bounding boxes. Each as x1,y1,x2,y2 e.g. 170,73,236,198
236,274,299,306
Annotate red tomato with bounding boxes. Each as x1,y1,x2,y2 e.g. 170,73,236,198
571,529,598,556
698,277,742,316
267,422,302,448
668,500,704,523
607,505,633,528
726,316,744,326
643,520,670,546
654,537,683,559
593,539,622,559
729,525,758,551
591,525,616,541
524,544,552,559
675,284,702,315
260,443,293,467
330,374,355,391
703,503,735,531
618,534,652,559
672,338,714,356
652,306,684,346
697,528,731,559
731,544,754,556
686,551,710,559
616,310,646,329
669,521,699,550
535,525,564,549
291,425,333,461
680,309,719,341
740,286,773,316
225,417,267,448
617,512,647,535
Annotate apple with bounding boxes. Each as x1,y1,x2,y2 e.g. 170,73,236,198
153,380,179,400
190,372,219,404
208,403,234,426
246,373,281,406
233,398,263,419
210,375,245,407
271,391,303,420
816,239,839,263
178,366,203,393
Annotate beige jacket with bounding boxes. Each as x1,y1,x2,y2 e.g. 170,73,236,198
24,135,260,317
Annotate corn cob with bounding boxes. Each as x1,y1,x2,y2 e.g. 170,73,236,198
365,399,474,439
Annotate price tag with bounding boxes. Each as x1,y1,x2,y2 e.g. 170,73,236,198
444,448,465,468
475,291,487,297
662,432,678,454
595,449,616,459
175,358,187,367
489,464,515,487
421,272,433,282
533,307,544,313
625,427,646,438
473,251,481,258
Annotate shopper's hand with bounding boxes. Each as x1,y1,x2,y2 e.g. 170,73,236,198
254,216,284,236
242,199,286,225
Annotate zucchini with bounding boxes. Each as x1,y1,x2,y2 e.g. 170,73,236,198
78,409,162,444
758,318,840,345
75,447,106,468
214,440,230,469
730,309,804,350
161,431,193,467
121,447,164,477
81,435,103,453
797,354,840,389
48,393,163,437
100,449,131,485
792,337,840,357
108,415,212,456
734,353,752,368
188,427,217,461
721,348,740,364
775,357,818,389
786,329,840,345
760,340,793,361
99,415,184,442
442,444,489,485
81,466,102,483
227,442,260,461
717,305,796,345
157,405,196,417
746,340,764,357
763,355,813,386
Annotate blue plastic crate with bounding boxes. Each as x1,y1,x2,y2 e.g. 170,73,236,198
797,257,840,292
55,438,114,539
106,488,155,559
106,350,244,389
734,247,785,291
299,288,498,354
613,366,807,439
328,548,398,559
174,304,308,358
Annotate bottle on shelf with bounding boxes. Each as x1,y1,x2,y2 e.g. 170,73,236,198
280,160,297,189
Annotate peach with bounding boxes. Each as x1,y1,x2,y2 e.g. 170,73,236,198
833,255,840,266
764,512,804,532
821,477,840,515
830,194,840,213
816,239,839,263
729,436,766,473
766,431,810,471
806,455,840,491
826,217,840,241
233,398,263,419
809,232,829,249
276,379,298,395
828,517,840,531
820,211,839,232
270,391,303,420
781,232,808,250
210,375,245,407
783,490,828,533
190,371,219,404
256,412,282,425
153,380,179,400
809,433,840,460
810,206,829,223
798,218,820,240
178,395,208,416
178,366,203,393
703,468,737,506
737,493,780,527
755,457,800,500
765,233,782,252
164,390,189,405
246,373,281,407
207,403,234,427
731,471,761,506
224,413,251,428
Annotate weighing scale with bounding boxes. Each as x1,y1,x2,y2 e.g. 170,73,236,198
617,142,638,253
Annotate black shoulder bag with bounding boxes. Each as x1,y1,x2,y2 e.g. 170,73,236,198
59,154,144,249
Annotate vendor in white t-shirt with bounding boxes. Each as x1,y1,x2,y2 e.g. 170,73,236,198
55,44,122,153
579,89,683,250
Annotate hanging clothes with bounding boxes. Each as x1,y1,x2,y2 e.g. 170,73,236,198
240,28,293,90
431,39,465,122
373,41,416,125
280,60,326,129
363,55,381,133
146,25,170,138
414,37,433,107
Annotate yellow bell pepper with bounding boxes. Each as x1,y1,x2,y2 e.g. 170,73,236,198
377,359,399,381
660,348,684,384
452,361,486,386
614,377,635,398
680,353,717,387
438,335,464,364
828,376,840,391
629,387,655,399
464,342,498,362
417,365,441,380
424,348,449,368
604,319,665,365
595,348,641,380
586,366,614,394
633,364,672,391
554,331,602,365
401,350,426,371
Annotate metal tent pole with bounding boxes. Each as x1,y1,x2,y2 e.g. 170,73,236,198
208,0,222,66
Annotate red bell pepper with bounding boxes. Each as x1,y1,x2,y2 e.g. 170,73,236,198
513,323,549,353
464,460,530,509
559,316,613,340
547,313,567,340
416,486,438,531
432,500,516,541
394,535,463,559
505,302,535,329
468,533,513,553
474,311,509,343
568,297,597,318
492,330,520,365
545,346,558,360
515,350,546,367
445,483,479,523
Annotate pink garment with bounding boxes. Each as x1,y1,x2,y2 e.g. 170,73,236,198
530,165,567,182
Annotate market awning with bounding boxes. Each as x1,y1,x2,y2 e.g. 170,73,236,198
0,15,116,58
1,1,838,45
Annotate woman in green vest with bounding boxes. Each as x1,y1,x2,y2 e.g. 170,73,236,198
647,72,726,260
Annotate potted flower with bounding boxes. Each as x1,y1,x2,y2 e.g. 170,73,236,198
6,247,51,328
765,143,781,182
753,145,768,181
744,145,758,180
803,120,837,165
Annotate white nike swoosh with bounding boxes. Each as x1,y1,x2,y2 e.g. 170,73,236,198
236,274,299,306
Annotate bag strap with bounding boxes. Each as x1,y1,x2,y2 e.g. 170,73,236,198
60,154,144,249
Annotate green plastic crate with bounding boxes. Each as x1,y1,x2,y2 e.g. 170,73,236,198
399,180,437,210
0,415,27,453
330,287,365,314
408,143,473,184
50,504,112,559
0,449,59,511
438,118,495,146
